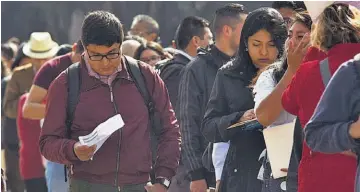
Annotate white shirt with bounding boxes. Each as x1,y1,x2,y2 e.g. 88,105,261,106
212,142,229,181
253,68,295,127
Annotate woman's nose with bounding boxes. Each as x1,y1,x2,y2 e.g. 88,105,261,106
260,46,268,56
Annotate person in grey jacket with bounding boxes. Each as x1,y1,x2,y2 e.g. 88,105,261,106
305,53,360,192
202,7,287,192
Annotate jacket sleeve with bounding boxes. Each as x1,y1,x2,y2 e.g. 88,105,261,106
3,72,21,118
281,65,306,116
39,74,79,165
160,64,184,110
177,64,208,180
202,70,244,143
305,61,360,153
147,66,181,180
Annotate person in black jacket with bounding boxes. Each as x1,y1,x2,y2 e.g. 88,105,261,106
159,16,212,110
202,7,287,192
164,16,213,192
176,4,248,192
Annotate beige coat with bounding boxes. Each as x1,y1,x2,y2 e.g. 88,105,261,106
3,63,35,119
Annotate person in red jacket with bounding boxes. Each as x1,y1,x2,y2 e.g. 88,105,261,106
281,3,360,192
17,93,47,192
39,11,180,192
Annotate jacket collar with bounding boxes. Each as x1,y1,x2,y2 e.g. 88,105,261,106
210,45,232,69
172,52,191,66
176,49,193,61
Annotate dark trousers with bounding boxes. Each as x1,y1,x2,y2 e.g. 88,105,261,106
4,145,25,192
24,177,48,192
69,178,147,192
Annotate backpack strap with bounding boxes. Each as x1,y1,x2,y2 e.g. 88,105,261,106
66,62,81,132
319,58,331,86
124,56,155,116
64,62,81,182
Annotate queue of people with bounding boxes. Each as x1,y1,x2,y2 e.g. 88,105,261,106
1,1,360,192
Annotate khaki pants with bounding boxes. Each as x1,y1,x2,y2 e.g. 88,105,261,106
69,178,147,192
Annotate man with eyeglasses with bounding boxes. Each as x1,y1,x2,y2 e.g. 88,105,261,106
129,14,160,43
39,11,180,192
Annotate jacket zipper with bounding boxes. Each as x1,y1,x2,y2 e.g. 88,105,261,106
109,80,122,192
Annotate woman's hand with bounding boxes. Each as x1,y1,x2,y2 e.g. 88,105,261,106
238,109,256,122
287,33,310,74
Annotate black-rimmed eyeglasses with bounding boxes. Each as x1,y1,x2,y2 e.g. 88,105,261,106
86,49,121,61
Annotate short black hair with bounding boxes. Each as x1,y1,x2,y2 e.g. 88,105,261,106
1,44,15,60
294,2,307,11
213,3,248,35
11,42,28,70
272,1,297,10
56,44,72,56
81,10,124,47
75,40,84,54
175,16,210,50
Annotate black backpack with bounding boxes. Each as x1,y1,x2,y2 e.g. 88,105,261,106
63,56,161,183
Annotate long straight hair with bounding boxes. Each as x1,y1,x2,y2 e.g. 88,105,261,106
224,7,287,84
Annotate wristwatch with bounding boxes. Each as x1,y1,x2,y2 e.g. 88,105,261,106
155,177,171,189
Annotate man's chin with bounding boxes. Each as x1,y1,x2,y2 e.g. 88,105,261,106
98,70,116,76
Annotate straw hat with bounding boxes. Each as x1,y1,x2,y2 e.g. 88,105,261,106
23,32,59,59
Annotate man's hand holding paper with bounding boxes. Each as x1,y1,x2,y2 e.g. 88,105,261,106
77,114,125,160
74,142,97,161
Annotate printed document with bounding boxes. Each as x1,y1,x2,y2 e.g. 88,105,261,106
79,114,124,154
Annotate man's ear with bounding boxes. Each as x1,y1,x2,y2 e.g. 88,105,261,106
192,36,201,47
72,43,77,53
222,25,232,38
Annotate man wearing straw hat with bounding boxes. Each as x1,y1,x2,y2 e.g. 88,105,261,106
3,31,59,192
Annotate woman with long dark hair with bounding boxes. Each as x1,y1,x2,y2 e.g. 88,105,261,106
201,7,287,191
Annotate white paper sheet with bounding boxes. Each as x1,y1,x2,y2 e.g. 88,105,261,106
40,118,44,128
262,119,296,179
78,114,124,154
